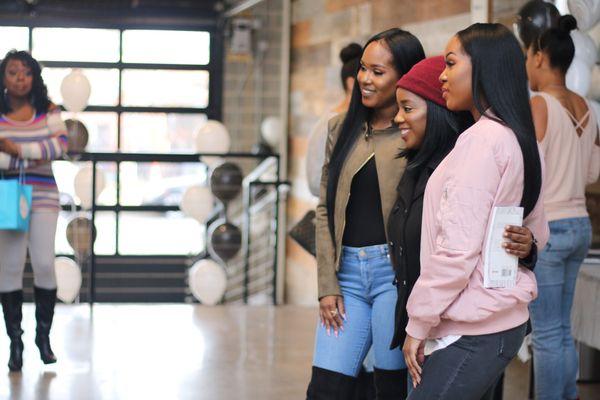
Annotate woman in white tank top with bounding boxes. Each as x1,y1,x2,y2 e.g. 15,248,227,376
526,15,600,400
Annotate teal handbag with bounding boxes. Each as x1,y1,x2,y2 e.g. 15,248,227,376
0,163,33,231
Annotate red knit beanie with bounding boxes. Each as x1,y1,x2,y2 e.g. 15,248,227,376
396,56,446,107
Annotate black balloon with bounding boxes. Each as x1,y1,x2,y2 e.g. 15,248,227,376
210,162,243,203
516,0,560,48
209,221,242,262
251,141,273,156
65,119,89,153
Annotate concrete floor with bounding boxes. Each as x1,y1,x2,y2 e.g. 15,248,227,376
0,304,597,400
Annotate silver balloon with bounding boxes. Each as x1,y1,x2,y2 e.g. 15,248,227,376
65,119,89,153
66,216,96,259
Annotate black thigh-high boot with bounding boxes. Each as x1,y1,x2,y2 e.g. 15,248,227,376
373,368,407,400
1,290,24,372
307,366,357,400
355,366,376,400
33,286,57,364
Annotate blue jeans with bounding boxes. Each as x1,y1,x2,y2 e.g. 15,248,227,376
312,244,406,377
529,217,592,400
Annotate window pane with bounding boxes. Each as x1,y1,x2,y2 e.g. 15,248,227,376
122,30,210,65
42,68,119,106
121,70,209,108
32,28,120,62
62,112,118,152
118,212,204,255
119,162,207,206
54,161,117,207
120,113,206,153
56,211,116,255
0,27,29,56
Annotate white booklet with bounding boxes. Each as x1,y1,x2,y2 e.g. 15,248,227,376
483,206,524,288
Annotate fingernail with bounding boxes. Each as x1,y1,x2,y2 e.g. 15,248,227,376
342,313,347,320
340,325,344,331
335,331,338,337
327,329,330,336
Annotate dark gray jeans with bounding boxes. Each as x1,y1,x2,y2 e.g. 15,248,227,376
407,323,527,400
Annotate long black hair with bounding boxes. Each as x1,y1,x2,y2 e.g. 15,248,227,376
0,50,51,114
399,100,473,172
339,42,362,91
530,15,578,74
326,28,425,241
457,23,542,217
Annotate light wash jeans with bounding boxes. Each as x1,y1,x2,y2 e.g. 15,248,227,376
312,244,407,376
529,217,592,400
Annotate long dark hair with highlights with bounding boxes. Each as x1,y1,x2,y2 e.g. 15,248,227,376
0,50,51,114
456,23,541,217
326,29,425,240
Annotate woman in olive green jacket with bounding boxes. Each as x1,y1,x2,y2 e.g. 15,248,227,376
306,28,425,400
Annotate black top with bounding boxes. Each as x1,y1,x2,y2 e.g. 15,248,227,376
342,156,387,247
387,157,443,350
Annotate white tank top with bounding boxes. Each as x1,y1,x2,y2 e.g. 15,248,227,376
533,91,600,221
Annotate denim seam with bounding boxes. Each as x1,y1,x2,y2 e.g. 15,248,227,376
436,346,473,399
351,331,372,377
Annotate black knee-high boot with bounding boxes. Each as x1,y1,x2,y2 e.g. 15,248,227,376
1,290,24,372
33,286,57,364
307,366,357,399
373,368,407,400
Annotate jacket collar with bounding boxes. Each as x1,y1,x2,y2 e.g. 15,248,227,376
396,151,446,207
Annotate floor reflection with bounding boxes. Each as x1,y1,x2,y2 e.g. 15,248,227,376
0,304,596,399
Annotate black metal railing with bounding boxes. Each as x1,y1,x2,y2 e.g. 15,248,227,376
63,151,284,305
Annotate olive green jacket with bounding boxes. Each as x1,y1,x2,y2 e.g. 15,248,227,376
316,113,407,298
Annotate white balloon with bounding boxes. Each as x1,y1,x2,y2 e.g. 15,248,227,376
74,165,106,209
202,156,225,169
568,0,600,31
180,185,214,222
188,259,227,305
572,31,598,67
54,257,82,304
566,57,592,96
195,120,231,167
60,69,91,112
261,116,281,148
590,65,600,100
590,100,600,130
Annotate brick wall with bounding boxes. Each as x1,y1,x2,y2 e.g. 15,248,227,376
223,0,284,155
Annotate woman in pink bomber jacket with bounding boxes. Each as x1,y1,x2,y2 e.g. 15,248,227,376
402,24,550,400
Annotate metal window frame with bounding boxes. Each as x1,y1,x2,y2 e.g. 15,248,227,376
0,20,224,256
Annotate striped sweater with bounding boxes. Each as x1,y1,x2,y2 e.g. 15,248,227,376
0,110,68,211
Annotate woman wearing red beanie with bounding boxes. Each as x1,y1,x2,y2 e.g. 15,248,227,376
387,55,538,398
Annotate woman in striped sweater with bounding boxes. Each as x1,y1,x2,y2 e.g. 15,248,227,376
0,50,67,372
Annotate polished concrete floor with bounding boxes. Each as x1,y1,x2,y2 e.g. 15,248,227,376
0,304,598,400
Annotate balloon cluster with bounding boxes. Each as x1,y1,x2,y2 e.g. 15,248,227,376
183,120,248,305
54,70,93,304
516,1,600,97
